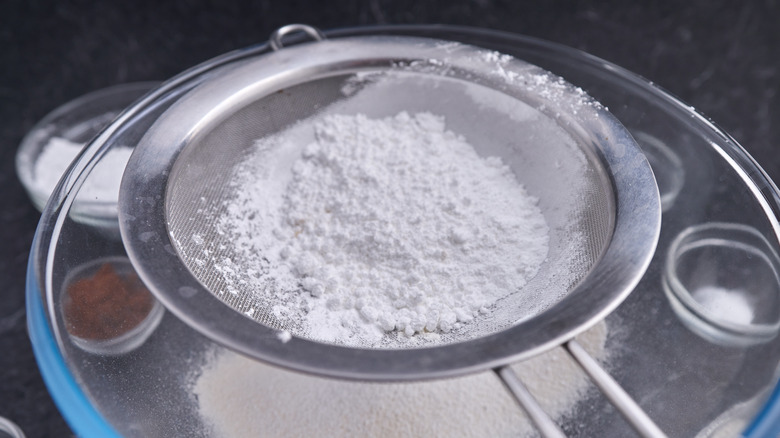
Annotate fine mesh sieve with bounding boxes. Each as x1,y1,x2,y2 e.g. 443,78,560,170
166,65,615,350
119,25,660,421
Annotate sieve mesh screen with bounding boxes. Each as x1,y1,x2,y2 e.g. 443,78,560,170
165,70,615,349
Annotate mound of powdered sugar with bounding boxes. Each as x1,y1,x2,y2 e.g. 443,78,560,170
220,111,549,345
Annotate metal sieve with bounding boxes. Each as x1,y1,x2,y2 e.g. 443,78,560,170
119,25,662,436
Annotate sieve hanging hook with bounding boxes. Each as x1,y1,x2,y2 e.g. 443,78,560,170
269,24,325,51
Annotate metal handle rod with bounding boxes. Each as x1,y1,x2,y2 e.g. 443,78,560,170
565,339,667,438
494,365,567,438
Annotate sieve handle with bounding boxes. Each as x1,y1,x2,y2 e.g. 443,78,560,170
269,24,326,51
494,365,567,438
564,339,668,438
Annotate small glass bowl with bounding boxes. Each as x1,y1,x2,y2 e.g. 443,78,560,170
0,416,25,438
60,256,164,356
15,82,158,234
664,222,780,347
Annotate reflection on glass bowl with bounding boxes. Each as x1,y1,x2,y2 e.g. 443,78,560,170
664,222,780,347
635,132,685,213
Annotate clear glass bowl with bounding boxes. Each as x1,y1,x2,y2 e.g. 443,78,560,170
664,222,780,347
25,25,780,437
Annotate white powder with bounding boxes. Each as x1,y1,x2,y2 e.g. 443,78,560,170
221,112,549,345
193,322,608,438
33,136,132,203
692,286,754,325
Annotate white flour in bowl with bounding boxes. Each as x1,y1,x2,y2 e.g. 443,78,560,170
218,111,549,346
191,321,608,438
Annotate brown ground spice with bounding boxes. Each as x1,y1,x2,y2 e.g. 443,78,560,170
63,263,154,340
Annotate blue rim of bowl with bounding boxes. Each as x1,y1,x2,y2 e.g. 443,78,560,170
25,244,121,438
24,24,780,438
746,381,780,437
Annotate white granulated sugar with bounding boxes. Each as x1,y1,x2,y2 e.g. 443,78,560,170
34,136,132,203
221,111,549,346
192,321,608,438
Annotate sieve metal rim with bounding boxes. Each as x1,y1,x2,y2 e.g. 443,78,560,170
118,34,661,381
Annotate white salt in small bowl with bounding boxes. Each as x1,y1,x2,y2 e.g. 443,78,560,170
16,82,157,235
664,222,780,347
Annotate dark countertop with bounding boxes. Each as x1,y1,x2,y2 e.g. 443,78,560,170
1,1,778,436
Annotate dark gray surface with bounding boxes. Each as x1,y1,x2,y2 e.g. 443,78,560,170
1,1,778,436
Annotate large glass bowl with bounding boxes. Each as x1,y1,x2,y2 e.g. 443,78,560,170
26,25,780,437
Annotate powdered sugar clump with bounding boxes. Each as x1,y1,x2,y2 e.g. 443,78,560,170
222,111,549,345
